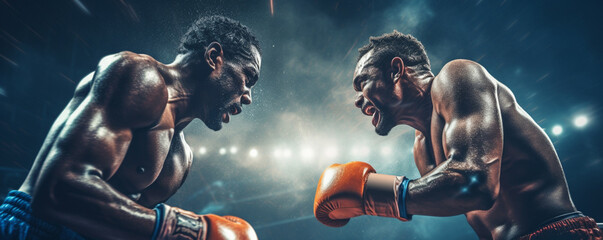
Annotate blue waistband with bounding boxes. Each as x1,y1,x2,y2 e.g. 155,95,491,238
1,190,64,237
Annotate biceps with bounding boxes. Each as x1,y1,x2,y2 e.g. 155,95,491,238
443,112,503,166
50,101,133,178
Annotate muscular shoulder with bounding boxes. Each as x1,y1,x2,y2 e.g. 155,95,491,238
431,59,497,115
433,59,495,92
94,51,161,84
90,51,168,128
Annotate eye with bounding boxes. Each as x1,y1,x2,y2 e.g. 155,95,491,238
242,68,258,87
354,76,368,91
244,73,258,88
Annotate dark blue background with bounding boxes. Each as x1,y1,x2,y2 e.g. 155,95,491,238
1,0,602,239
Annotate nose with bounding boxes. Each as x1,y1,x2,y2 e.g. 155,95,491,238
354,93,364,109
355,93,375,116
241,90,252,105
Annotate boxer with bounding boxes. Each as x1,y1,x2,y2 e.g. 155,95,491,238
314,31,602,240
0,15,260,240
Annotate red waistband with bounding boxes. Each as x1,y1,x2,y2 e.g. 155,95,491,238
519,216,602,240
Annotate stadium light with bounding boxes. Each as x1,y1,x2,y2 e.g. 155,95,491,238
249,148,259,158
301,147,315,159
283,148,292,158
230,146,238,154
573,115,588,128
380,146,393,157
324,146,338,159
551,125,563,136
273,148,282,158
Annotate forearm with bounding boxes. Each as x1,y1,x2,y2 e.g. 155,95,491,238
33,173,156,240
405,160,496,216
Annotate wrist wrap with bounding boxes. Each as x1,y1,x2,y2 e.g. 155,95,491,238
153,203,207,240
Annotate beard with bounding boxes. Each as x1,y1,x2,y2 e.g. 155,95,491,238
374,110,396,136
200,71,236,131
203,93,236,131
203,105,227,131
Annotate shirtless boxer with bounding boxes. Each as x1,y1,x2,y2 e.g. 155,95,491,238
314,31,602,239
0,15,261,240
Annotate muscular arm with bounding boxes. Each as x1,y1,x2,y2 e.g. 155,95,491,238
31,52,168,240
19,72,94,194
406,60,503,216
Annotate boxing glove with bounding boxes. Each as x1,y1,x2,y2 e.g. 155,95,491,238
313,161,411,227
204,214,257,240
153,204,258,240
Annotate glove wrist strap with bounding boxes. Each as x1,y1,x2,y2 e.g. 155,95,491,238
153,203,207,240
363,173,410,221
399,177,412,220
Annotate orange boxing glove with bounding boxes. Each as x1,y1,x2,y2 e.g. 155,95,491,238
153,204,258,240
205,215,258,240
313,161,412,227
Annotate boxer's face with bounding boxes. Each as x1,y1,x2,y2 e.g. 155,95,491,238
353,50,401,136
203,46,261,131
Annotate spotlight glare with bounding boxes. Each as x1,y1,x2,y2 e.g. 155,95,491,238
325,146,338,159
351,145,370,157
358,146,370,158
283,148,292,158
273,148,282,158
351,148,360,156
380,146,393,157
573,115,588,128
230,146,238,154
198,146,207,155
219,148,227,155
301,147,315,159
551,125,563,136
249,148,258,158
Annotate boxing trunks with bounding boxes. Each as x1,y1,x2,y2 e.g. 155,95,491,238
0,190,85,240
519,211,602,240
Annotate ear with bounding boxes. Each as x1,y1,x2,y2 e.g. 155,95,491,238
390,57,405,84
204,42,224,71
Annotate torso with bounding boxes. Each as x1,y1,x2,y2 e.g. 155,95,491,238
20,53,193,209
107,110,193,208
414,81,576,240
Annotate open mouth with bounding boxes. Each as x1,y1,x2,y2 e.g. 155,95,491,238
221,112,230,123
229,105,242,115
362,104,391,136
362,105,380,127
222,105,242,123
372,110,381,127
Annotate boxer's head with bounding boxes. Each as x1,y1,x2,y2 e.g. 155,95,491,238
353,31,431,135
178,15,261,131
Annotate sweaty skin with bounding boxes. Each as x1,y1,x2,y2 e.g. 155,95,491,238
354,52,576,240
18,48,261,240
